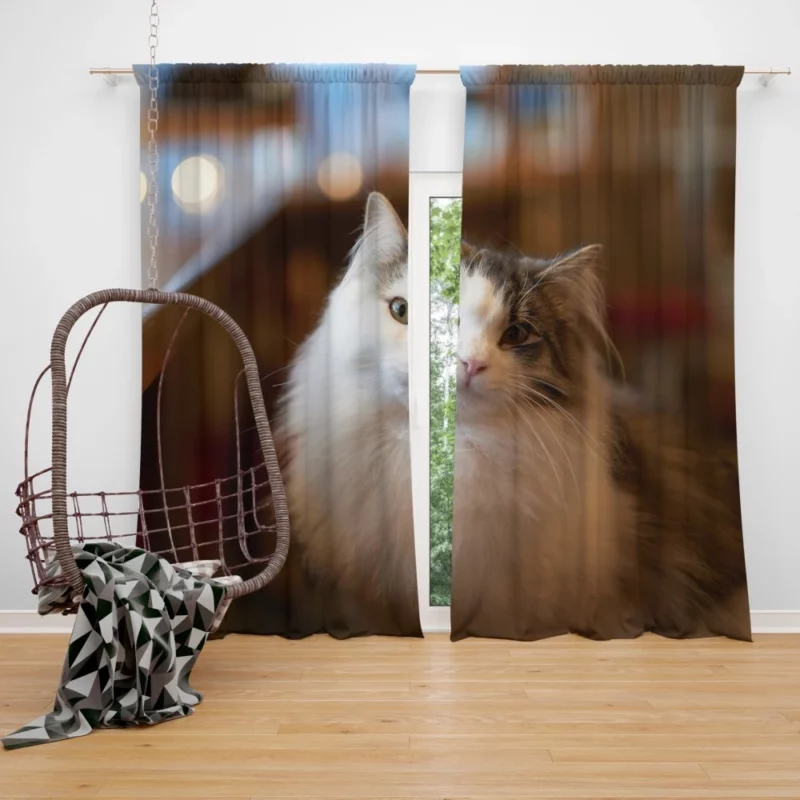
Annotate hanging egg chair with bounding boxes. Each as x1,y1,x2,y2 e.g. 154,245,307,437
13,3,289,615
15,290,290,613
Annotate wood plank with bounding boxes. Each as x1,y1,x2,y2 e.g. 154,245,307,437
93,765,710,798
551,747,800,762
3,746,553,772
701,762,800,781
275,706,791,735
411,733,800,750
0,776,102,797
1,633,799,799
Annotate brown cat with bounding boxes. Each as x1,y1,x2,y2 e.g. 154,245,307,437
450,242,750,641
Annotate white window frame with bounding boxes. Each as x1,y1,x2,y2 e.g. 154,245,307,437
408,171,462,633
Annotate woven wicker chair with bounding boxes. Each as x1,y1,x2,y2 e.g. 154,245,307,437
15,288,290,612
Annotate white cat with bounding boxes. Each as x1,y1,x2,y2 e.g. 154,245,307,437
279,193,420,633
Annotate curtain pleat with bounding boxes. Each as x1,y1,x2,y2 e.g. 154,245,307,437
134,63,417,85
460,65,744,86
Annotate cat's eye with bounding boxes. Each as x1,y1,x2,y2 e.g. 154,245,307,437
499,323,539,348
389,297,408,325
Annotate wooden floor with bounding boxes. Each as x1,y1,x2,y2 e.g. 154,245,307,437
1,632,799,798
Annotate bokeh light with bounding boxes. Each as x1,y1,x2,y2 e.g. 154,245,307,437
171,155,225,213
316,152,363,200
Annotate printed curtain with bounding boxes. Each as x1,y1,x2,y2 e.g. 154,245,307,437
451,66,750,642
135,64,421,639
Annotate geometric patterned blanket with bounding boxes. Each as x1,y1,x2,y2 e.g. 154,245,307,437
2,542,237,750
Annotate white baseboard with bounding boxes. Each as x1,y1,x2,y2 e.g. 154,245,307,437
422,612,800,635
0,611,74,634
1,609,798,635
749,610,800,634
421,611,800,636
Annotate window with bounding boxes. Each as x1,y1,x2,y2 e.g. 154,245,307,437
409,76,465,630
409,173,462,631
429,197,461,607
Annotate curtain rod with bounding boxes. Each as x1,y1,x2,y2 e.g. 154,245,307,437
89,66,791,78
89,66,792,88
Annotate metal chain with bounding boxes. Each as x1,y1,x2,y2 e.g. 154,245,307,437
146,1,160,289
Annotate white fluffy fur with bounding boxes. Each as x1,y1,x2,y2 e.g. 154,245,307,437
457,270,523,401
280,194,417,614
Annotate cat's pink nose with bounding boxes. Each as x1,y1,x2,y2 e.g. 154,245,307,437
460,358,488,383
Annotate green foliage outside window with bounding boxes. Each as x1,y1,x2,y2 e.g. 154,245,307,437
429,198,462,606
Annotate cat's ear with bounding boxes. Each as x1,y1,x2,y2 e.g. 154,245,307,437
549,244,602,279
461,241,477,262
544,244,609,345
547,244,619,367
536,244,603,318
543,245,603,300
460,242,486,276
360,192,407,268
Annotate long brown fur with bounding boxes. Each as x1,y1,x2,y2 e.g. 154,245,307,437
451,242,750,641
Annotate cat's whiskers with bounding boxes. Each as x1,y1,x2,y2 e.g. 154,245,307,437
512,381,604,459
259,363,293,382
508,381,581,497
500,393,568,510
531,378,569,398
506,379,583,475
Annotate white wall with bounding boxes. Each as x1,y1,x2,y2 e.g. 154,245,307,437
1,0,798,619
